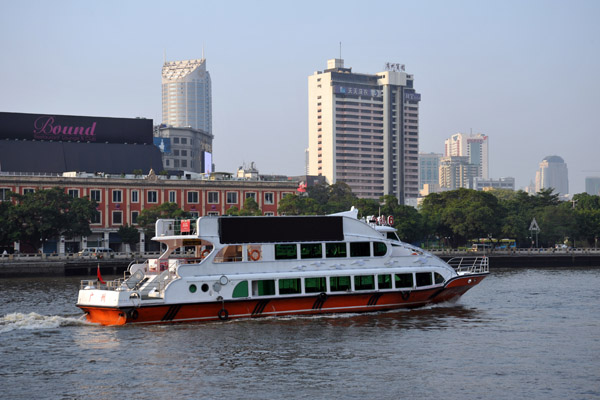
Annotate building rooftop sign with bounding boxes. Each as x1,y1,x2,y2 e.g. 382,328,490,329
0,112,153,145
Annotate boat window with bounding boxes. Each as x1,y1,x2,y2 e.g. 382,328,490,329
232,281,249,298
395,273,413,289
214,245,243,262
434,272,445,284
387,232,400,241
301,243,322,259
330,276,351,292
326,242,347,258
378,274,392,289
253,280,275,296
350,242,370,257
275,244,297,260
279,278,301,295
416,272,433,287
305,277,326,293
247,245,262,261
354,275,375,290
374,242,387,257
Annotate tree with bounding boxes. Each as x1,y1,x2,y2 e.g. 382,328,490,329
0,200,18,247
117,224,140,252
225,206,240,216
10,187,97,251
239,196,263,216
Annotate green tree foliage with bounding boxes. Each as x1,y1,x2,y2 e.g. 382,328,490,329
136,202,190,237
420,188,503,248
10,187,97,250
238,196,263,216
117,224,140,251
0,200,19,246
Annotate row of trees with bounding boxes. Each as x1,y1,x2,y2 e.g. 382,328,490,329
277,183,600,248
2,184,599,252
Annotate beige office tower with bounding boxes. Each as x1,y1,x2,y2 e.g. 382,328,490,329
308,59,420,205
162,58,212,134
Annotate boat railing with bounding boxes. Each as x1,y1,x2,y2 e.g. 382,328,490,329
447,256,489,274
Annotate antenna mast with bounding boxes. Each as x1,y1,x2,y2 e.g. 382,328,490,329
339,41,342,59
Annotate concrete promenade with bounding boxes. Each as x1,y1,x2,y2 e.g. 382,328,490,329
1,248,599,277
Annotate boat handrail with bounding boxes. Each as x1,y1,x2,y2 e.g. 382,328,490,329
446,256,489,274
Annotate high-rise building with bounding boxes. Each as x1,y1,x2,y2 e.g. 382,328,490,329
153,125,213,173
535,155,569,196
162,59,212,133
585,177,600,196
439,156,479,190
444,132,489,179
419,152,442,190
307,59,420,204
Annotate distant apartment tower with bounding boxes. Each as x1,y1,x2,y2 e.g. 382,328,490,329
535,155,569,196
444,132,489,179
585,177,600,196
439,156,479,190
419,152,442,190
307,59,420,204
473,177,515,191
162,58,212,134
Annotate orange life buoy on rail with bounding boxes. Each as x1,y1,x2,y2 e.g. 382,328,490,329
201,249,211,258
249,249,260,261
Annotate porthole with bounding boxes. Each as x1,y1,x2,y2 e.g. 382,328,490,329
189,284,197,293
201,283,209,292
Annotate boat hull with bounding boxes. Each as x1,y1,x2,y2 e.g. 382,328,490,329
79,274,486,326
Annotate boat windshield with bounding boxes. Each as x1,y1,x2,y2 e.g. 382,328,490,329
387,231,401,242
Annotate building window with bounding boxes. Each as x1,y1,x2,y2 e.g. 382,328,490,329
181,160,187,168
112,211,123,225
181,138,187,145
23,188,35,195
173,137,179,144
207,211,219,216
131,190,139,203
226,192,238,204
112,190,122,203
187,191,199,203
264,212,274,216
0,188,9,201
91,210,101,225
90,189,101,202
147,190,158,203
131,211,139,225
169,191,176,203
68,189,79,198
190,211,199,218
208,191,219,204
264,192,274,205
245,192,256,200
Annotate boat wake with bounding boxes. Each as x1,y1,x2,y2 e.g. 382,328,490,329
0,312,89,333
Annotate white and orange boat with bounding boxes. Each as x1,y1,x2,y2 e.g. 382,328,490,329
77,208,488,326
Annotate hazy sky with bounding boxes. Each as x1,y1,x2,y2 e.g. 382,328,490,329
1,0,599,193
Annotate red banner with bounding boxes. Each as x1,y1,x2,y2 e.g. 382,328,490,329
181,219,190,233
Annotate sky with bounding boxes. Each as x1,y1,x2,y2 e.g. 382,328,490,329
1,0,599,193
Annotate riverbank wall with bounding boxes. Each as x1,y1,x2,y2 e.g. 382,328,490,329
1,252,599,278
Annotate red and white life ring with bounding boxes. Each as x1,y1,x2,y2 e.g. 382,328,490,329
249,249,260,261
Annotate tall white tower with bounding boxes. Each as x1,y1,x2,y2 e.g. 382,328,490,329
535,155,569,196
162,58,212,134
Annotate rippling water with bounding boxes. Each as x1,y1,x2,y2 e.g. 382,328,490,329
1,268,599,399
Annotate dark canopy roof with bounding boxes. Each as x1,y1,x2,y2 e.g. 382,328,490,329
0,140,163,174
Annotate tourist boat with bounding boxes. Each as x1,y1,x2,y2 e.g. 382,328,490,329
77,208,489,326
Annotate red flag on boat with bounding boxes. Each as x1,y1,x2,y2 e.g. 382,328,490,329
97,263,106,284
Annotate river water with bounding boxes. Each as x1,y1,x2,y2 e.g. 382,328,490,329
1,267,599,400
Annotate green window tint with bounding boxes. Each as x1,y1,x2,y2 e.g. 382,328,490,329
279,278,301,295
416,272,433,287
354,275,375,291
374,242,387,257
378,274,392,289
434,272,445,284
257,280,276,296
350,242,370,257
301,243,322,259
232,281,249,298
330,276,351,292
275,244,297,260
395,273,414,289
326,242,347,258
305,277,326,293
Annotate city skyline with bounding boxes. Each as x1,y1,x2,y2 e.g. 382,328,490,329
1,0,598,194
